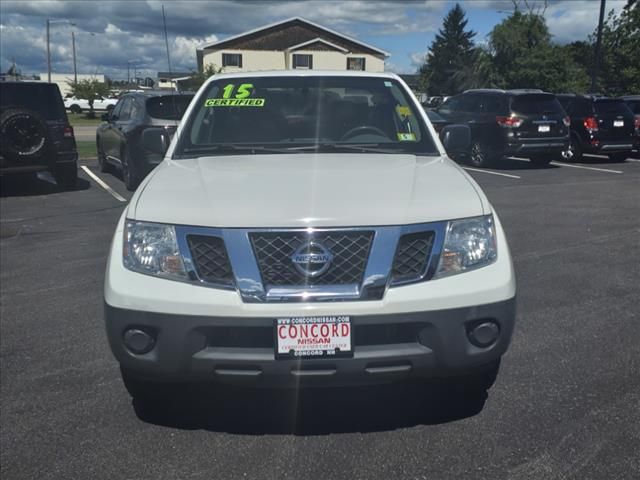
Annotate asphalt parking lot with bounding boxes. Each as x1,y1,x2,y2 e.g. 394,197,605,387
1,154,639,480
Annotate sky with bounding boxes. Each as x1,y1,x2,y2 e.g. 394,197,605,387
0,0,628,80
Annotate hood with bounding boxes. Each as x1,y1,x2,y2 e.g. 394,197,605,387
132,154,486,228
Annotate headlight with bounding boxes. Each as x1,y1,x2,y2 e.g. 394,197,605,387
435,215,497,278
123,220,187,280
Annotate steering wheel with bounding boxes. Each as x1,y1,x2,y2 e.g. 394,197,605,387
340,125,388,141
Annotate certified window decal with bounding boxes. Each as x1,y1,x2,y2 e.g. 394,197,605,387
204,82,265,107
204,98,265,107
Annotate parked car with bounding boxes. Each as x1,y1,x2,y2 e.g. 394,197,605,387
437,89,570,167
556,94,635,162
424,109,447,134
95,91,194,190
104,71,516,408
619,95,640,154
0,81,78,187
64,95,118,114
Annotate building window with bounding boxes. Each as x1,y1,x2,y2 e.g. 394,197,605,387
292,54,313,69
347,57,366,71
222,53,242,68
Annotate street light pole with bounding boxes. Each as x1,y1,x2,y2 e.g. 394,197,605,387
46,18,74,84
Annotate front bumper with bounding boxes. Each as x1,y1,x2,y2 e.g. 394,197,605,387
105,298,516,387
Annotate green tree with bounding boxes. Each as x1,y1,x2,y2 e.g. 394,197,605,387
181,64,223,91
67,79,111,118
419,3,477,95
487,9,589,92
592,3,640,95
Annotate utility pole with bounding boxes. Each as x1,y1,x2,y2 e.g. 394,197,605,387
46,19,51,82
591,0,607,92
72,31,77,84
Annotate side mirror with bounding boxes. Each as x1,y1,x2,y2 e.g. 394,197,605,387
440,124,471,155
101,113,110,122
142,128,170,156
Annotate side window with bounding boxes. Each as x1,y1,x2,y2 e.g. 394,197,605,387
118,98,132,121
111,99,124,119
458,94,483,113
292,54,313,69
558,98,572,114
438,96,460,115
222,53,242,68
346,57,366,71
571,99,592,117
129,99,141,120
482,95,504,114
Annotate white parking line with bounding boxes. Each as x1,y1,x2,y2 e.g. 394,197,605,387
549,161,623,174
80,166,127,202
463,167,521,179
625,158,640,163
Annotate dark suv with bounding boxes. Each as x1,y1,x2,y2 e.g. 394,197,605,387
0,81,78,187
557,94,635,162
437,89,569,167
619,95,640,155
96,91,193,190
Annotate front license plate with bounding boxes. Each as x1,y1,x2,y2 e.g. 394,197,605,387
613,120,624,127
538,125,551,132
275,316,352,359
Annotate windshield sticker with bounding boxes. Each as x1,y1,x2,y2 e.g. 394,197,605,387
397,132,416,142
204,98,265,107
396,105,411,118
205,82,264,106
384,81,392,87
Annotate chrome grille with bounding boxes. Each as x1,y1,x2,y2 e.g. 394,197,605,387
249,231,374,286
391,231,435,284
187,235,234,286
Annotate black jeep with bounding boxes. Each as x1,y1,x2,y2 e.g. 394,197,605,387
0,81,78,187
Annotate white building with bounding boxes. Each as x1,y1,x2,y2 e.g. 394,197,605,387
40,73,106,97
197,17,388,74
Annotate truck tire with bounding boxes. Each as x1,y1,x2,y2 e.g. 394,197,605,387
469,141,497,168
121,147,140,191
562,135,582,162
0,108,49,161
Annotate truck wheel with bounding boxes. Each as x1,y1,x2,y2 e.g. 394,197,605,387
562,136,582,162
469,141,496,168
608,152,630,162
0,108,49,161
54,162,78,189
121,147,140,191
97,142,111,173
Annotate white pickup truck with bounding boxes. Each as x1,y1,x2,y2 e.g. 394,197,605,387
104,71,516,406
64,95,117,113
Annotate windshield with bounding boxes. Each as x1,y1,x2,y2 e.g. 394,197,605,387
175,76,437,157
595,99,632,115
146,95,193,120
510,94,564,115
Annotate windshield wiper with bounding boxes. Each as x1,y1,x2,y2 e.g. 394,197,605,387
286,143,406,154
179,144,294,156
